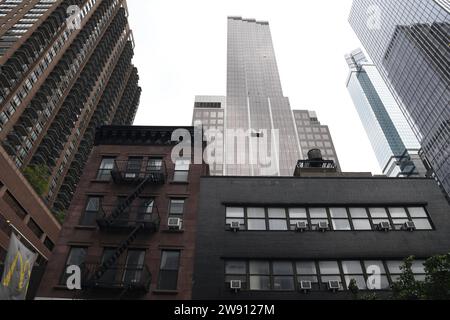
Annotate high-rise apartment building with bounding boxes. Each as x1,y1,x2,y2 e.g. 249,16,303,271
0,0,141,216
349,0,449,194
345,49,427,178
193,17,340,176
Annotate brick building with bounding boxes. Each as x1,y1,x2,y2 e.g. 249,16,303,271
36,125,208,300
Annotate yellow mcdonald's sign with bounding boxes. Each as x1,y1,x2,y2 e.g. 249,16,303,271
2,251,33,291
0,233,37,300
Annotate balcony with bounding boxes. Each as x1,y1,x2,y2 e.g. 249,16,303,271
296,159,337,169
111,160,167,185
96,205,161,233
82,263,151,293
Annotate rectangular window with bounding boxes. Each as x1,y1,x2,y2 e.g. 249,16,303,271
158,251,180,290
224,206,433,232
174,159,190,182
80,196,102,226
27,218,44,239
125,157,143,178
147,158,163,172
123,250,146,285
3,191,27,219
169,199,185,218
296,261,319,290
100,248,117,284
138,198,155,222
247,208,266,231
225,261,247,289
97,157,115,181
43,237,54,251
226,207,245,230
61,247,87,284
272,262,295,291
249,261,270,291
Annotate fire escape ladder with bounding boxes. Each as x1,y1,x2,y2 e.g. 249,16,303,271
104,175,151,226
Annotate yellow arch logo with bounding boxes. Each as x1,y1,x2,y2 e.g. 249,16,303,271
2,251,33,292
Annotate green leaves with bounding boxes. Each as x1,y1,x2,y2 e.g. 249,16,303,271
23,164,50,196
391,254,450,300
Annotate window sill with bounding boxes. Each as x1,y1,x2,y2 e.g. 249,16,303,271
169,180,189,185
153,290,179,295
90,180,111,184
74,225,97,231
162,229,185,234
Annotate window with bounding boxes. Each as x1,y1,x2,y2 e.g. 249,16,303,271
342,261,366,290
44,237,55,251
330,208,351,231
123,250,146,285
97,157,115,181
309,208,328,231
125,157,143,178
364,260,390,290
100,248,118,284
249,261,270,291
408,207,433,230
80,197,101,226
158,251,180,290
61,247,87,284
169,199,185,218
148,158,163,172
247,208,266,231
226,207,245,230
296,262,319,290
273,262,295,291
224,206,433,232
268,208,288,231
225,261,247,289
27,218,43,239
387,260,426,282
138,199,154,221
174,159,190,182
319,261,343,291
3,191,27,219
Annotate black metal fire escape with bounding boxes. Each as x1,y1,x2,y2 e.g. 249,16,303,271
77,161,166,299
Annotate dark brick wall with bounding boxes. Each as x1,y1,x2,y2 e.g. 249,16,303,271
192,177,450,300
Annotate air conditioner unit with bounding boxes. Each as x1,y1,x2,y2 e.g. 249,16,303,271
378,221,391,232
328,280,341,292
300,280,312,292
125,172,137,179
168,217,182,230
404,221,416,231
230,221,241,232
318,221,329,232
296,221,308,232
230,280,242,291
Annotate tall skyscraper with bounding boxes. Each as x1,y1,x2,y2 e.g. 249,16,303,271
349,1,449,194
0,0,141,215
193,17,340,176
345,49,428,177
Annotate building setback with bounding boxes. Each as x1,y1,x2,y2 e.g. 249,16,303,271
192,164,450,299
349,0,450,196
345,49,427,178
194,17,340,176
0,146,61,299
37,126,208,300
0,0,141,216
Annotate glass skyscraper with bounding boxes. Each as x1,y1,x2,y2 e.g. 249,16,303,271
345,49,427,177
193,17,340,176
349,0,450,194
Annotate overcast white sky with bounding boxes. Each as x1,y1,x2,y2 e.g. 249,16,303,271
127,0,382,174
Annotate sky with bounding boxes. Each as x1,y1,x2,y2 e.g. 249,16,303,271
127,0,382,174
